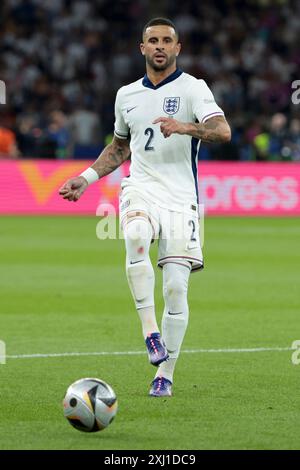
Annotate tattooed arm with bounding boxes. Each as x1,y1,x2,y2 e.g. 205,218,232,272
91,136,130,178
153,115,231,143
59,136,130,202
183,116,231,143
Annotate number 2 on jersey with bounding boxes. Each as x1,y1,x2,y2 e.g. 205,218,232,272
144,128,154,151
188,220,197,242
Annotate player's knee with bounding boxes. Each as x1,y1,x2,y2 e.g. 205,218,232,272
163,275,187,304
163,262,190,305
124,218,152,244
124,218,152,263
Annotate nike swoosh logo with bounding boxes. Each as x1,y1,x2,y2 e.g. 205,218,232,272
126,106,137,113
130,260,143,265
168,311,183,315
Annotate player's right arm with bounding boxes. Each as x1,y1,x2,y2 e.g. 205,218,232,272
58,136,130,202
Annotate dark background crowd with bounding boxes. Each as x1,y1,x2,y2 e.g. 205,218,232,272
0,0,300,161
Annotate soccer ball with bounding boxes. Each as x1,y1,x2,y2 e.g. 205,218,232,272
63,378,118,432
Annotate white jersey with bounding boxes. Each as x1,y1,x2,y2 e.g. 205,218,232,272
114,69,224,211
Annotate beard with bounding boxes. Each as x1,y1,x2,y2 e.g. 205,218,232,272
146,53,177,71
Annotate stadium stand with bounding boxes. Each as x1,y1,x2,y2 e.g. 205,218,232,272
0,0,299,160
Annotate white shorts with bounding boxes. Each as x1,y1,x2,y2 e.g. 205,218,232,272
119,189,203,272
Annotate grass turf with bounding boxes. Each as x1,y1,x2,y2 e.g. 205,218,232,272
0,215,299,450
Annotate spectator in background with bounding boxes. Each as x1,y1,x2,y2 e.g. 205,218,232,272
15,113,57,158
252,113,294,162
69,103,103,158
29,127,57,159
47,110,71,159
284,119,300,161
15,114,38,157
1,0,299,160
268,113,288,161
0,126,19,159
253,127,270,161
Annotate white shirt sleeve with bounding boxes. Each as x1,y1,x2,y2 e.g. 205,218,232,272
114,89,129,139
191,79,224,123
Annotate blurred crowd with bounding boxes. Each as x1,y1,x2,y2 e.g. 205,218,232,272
0,0,300,161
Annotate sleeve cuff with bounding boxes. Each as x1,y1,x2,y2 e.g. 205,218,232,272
202,112,224,123
114,130,129,139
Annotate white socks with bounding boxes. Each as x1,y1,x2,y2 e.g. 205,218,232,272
137,305,159,339
123,218,192,383
124,217,158,337
156,262,191,383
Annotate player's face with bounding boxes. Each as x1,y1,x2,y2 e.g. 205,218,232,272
140,25,181,72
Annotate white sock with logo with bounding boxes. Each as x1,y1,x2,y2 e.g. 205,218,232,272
123,217,159,338
156,262,191,383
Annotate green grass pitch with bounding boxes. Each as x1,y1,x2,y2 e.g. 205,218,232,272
0,215,299,450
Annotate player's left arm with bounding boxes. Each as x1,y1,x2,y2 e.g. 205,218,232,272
153,115,231,143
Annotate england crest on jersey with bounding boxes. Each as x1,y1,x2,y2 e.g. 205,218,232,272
163,97,180,115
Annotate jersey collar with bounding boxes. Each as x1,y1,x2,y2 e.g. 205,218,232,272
142,68,183,90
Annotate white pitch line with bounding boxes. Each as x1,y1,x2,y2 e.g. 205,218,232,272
5,346,293,360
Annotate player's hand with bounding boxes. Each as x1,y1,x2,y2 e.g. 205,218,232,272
153,117,188,138
58,176,88,202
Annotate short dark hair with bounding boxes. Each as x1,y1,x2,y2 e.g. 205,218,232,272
142,18,179,41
